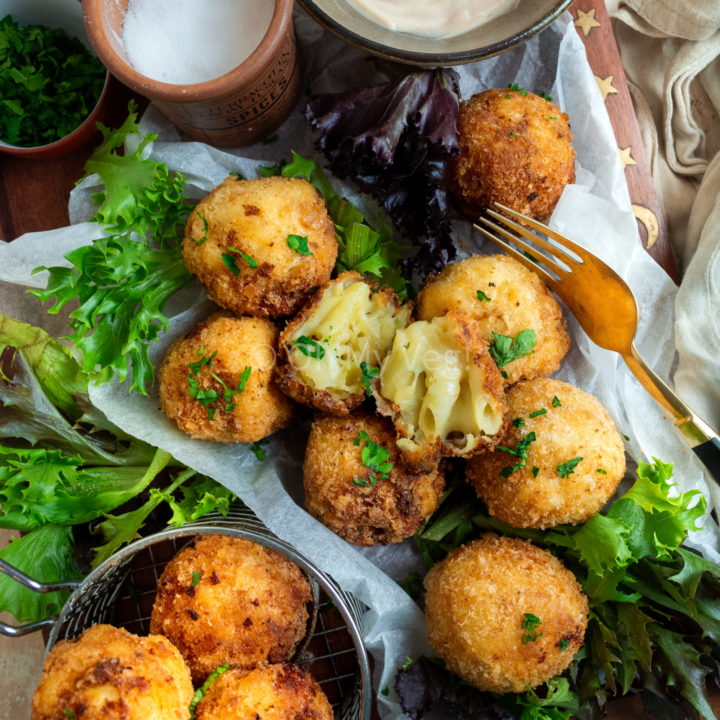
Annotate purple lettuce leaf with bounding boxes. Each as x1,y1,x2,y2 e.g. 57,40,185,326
305,68,461,275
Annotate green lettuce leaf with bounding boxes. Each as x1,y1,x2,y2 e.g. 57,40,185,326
0,524,80,622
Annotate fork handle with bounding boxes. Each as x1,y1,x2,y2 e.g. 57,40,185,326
626,345,720,483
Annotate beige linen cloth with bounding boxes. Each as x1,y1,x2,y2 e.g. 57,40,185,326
609,0,720,430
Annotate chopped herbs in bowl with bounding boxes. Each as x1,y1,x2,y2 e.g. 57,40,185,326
0,13,107,151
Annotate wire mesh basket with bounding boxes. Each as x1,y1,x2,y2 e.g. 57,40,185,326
0,508,372,719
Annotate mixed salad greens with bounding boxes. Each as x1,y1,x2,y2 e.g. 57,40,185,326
0,317,234,623
397,461,720,720
2,87,719,720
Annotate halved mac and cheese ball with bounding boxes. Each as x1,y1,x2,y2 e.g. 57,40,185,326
276,271,410,415
303,411,445,545
374,311,505,472
466,378,625,528
182,176,337,318
424,534,588,694
416,254,570,385
159,312,295,443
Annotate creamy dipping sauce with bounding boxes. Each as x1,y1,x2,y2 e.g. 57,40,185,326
346,0,520,38
122,0,273,86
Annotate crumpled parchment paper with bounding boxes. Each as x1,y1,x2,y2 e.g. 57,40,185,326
0,9,718,718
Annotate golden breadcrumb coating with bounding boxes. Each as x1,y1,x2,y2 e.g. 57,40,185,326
159,311,295,443
195,663,333,720
31,624,193,720
303,411,445,545
416,254,570,385
150,535,312,684
451,88,576,221
374,311,505,472
467,378,625,528
182,176,337,318
424,534,588,694
277,271,409,416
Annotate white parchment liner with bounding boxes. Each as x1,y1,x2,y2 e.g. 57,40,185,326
1,10,718,718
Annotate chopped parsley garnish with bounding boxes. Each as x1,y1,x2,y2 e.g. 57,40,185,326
497,431,537,477
500,370,508,379
381,687,390,697
209,367,251,413
293,336,325,359
189,664,232,718
559,638,569,651
624,434,631,441
529,408,547,418
552,396,562,407
557,457,583,478
476,289,492,302
222,246,257,274
250,439,268,462
188,346,217,376
191,570,201,586
522,613,543,643
187,348,250,419
360,361,380,397
353,430,393,485
402,656,414,669
597,468,608,475
524,250,540,263
62,712,76,720
509,131,517,138
286,234,313,255
193,212,209,246
540,92,553,102
549,115,558,120
351,476,374,487
532,466,540,477
512,417,525,428
508,82,528,96
489,329,537,369
0,15,106,147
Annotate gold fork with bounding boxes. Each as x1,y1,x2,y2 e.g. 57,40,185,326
474,203,720,483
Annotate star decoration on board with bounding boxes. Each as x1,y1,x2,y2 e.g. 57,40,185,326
595,75,618,102
575,8,601,37
619,146,637,169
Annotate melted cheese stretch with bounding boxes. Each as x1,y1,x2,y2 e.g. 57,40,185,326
287,279,408,396
380,317,503,453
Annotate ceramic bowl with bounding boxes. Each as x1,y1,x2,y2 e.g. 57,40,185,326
297,0,573,66
0,0,110,159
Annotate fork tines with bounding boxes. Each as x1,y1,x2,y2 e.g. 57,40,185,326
473,203,587,286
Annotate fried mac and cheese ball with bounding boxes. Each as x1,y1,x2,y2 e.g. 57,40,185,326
303,411,444,545
150,534,312,684
467,378,625,528
277,272,410,415
451,88,576,221
424,534,588,694
31,624,193,720
195,664,333,720
416,254,570,384
159,312,294,444
374,312,505,472
183,176,337,318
